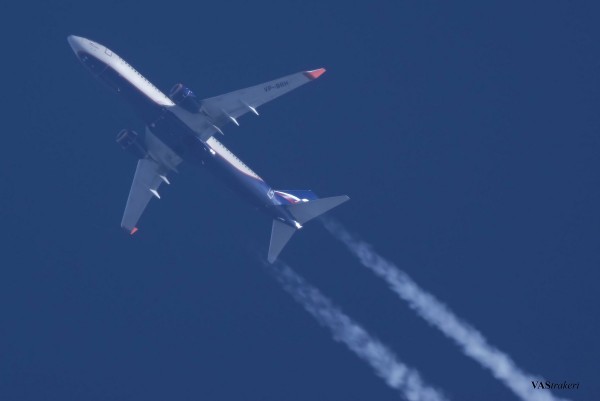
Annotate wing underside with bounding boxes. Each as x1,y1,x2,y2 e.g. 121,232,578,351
121,158,168,234
170,68,326,140
201,68,326,122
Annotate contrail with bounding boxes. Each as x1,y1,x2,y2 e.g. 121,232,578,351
322,218,570,401
267,260,448,401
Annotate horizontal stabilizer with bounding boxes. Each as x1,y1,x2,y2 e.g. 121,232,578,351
269,220,297,263
286,195,350,225
266,195,349,262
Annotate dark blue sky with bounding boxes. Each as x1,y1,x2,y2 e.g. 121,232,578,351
2,1,599,400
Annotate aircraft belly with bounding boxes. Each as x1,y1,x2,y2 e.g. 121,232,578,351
140,113,272,210
82,50,288,215
145,113,200,160
98,65,198,162
202,149,272,208
103,62,271,204
99,65,162,123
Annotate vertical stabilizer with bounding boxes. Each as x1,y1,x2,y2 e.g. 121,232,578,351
268,220,297,263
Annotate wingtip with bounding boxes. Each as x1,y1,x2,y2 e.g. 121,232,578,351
130,227,138,235
304,68,326,80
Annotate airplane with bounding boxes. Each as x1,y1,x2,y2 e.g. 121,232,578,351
67,35,349,262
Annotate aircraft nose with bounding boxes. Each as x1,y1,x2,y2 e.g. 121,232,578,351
67,35,85,53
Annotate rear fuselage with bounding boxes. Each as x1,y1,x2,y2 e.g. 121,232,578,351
68,36,298,227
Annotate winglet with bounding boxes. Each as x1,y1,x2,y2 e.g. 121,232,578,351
304,68,326,80
130,227,138,235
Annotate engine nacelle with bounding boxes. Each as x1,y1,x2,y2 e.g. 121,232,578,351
169,83,201,113
116,129,147,159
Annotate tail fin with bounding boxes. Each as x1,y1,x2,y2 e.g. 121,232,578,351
267,195,349,262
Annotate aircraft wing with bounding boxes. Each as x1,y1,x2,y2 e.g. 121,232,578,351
120,158,169,234
199,68,326,132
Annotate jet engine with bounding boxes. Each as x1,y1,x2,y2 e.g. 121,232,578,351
116,129,147,159
168,83,201,113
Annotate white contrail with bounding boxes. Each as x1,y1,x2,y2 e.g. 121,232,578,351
267,261,448,401
322,218,570,401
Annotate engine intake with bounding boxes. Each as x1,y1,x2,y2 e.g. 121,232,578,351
116,129,147,159
169,83,201,113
